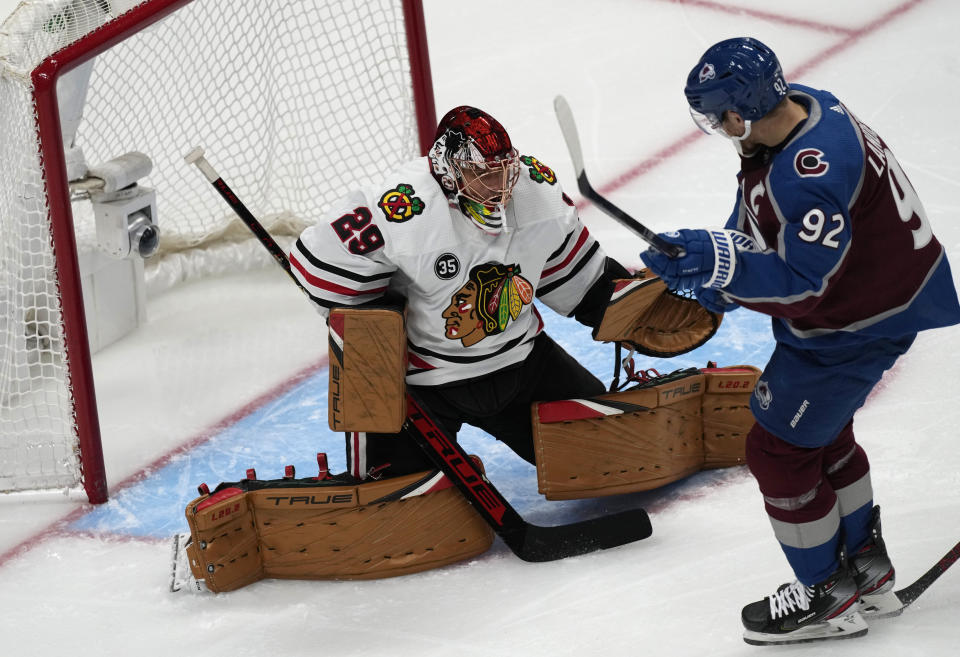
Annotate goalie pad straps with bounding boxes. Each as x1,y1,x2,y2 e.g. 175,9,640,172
328,306,407,433
594,272,721,358
184,465,494,593
531,365,760,500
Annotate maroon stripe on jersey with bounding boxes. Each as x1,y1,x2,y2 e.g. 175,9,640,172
290,253,389,297
542,226,590,277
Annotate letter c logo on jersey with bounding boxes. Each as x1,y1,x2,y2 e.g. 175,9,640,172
794,148,829,178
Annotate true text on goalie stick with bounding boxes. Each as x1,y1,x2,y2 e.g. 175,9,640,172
184,146,653,562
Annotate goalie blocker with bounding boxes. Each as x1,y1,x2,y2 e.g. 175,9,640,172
328,305,407,433
532,364,760,499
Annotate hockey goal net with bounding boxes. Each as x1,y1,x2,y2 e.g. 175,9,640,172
0,0,435,503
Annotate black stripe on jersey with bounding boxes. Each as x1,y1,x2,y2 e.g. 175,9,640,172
536,242,601,297
294,238,393,283
547,229,576,262
300,286,338,309
408,334,532,364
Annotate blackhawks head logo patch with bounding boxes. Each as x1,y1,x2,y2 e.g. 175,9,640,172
521,155,557,185
378,184,425,222
441,262,533,347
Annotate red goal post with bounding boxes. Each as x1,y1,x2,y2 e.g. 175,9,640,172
0,0,436,504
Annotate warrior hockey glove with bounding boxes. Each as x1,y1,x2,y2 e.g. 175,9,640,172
641,228,745,290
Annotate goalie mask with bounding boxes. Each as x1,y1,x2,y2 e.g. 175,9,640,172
429,106,521,234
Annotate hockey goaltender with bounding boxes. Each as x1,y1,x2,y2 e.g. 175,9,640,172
171,106,759,594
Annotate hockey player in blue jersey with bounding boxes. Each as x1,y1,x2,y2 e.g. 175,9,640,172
642,37,960,645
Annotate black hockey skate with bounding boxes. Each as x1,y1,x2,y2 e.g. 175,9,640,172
853,505,901,618
741,552,866,645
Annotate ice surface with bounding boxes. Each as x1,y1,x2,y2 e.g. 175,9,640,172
2,1,958,655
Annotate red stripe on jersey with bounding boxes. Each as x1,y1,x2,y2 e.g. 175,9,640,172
290,253,389,297
541,227,590,278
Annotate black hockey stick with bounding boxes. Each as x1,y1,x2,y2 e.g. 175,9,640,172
893,538,960,611
405,391,651,561
185,146,653,562
184,147,307,291
553,95,685,258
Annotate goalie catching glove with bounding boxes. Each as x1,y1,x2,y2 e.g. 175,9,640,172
594,269,721,357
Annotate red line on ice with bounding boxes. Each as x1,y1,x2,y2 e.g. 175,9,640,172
578,0,928,206
657,0,855,35
0,357,326,570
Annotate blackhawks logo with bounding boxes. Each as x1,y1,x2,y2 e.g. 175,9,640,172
378,184,425,222
521,155,557,185
441,262,533,348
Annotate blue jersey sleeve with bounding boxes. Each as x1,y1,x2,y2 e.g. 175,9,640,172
724,129,863,319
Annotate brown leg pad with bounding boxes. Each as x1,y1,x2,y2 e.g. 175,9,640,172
701,365,760,468
184,469,493,592
533,373,706,500
532,365,760,499
254,482,492,580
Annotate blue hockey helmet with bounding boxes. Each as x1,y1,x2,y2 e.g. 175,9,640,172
684,38,789,135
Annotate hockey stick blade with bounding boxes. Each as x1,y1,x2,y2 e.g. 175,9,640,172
406,391,652,562
894,538,960,610
553,95,684,258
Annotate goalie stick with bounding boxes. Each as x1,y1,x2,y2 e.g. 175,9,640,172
553,95,684,259
185,146,653,562
404,392,651,561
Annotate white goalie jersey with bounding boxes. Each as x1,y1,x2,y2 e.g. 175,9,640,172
290,155,608,386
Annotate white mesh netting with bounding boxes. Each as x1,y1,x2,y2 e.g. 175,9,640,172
0,0,423,496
